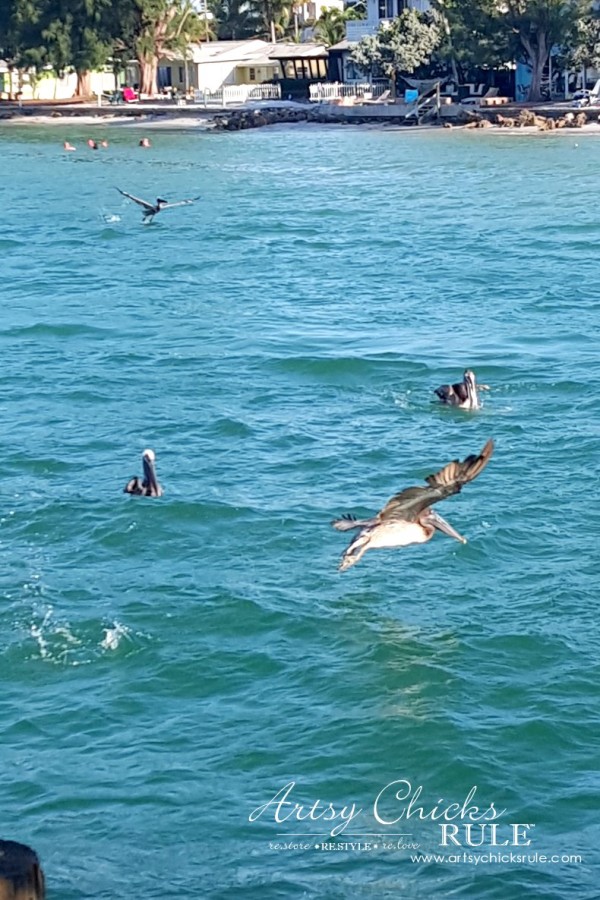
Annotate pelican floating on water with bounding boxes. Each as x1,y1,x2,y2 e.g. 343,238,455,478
332,438,494,572
434,369,488,410
124,449,163,497
116,188,200,222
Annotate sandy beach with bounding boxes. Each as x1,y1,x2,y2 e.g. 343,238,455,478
2,99,600,135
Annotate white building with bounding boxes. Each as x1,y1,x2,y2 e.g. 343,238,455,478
346,0,430,42
158,41,282,94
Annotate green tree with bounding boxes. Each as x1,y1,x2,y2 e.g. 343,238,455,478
44,1,117,94
12,0,134,97
351,9,440,96
134,0,210,96
503,0,578,101
431,0,509,84
0,0,46,98
313,4,365,47
169,0,212,93
551,3,600,81
439,0,585,102
209,0,258,40
253,0,290,40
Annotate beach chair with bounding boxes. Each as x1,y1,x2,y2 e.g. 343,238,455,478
572,79,600,107
362,89,392,105
122,87,139,103
462,86,500,107
482,87,499,100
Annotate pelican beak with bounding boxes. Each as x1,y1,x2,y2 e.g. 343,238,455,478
424,510,467,544
142,452,159,494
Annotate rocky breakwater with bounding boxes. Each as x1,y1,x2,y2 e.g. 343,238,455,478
461,107,595,131
212,107,312,131
494,108,589,130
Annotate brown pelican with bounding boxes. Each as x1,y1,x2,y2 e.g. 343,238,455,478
332,439,494,572
116,188,200,222
124,449,163,497
434,369,488,410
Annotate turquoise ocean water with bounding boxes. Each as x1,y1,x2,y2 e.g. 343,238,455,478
1,121,599,898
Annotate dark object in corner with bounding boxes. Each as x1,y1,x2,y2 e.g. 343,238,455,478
0,839,45,899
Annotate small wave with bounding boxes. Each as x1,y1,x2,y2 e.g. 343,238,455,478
269,355,417,381
210,416,254,438
2,322,111,339
98,227,126,240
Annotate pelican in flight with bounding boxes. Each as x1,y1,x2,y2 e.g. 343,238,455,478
116,188,200,222
434,369,489,410
332,439,494,571
124,449,163,497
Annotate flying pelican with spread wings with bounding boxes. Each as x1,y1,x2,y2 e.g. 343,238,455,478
116,188,200,222
332,439,494,571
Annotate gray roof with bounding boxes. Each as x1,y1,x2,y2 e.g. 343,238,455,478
268,43,328,60
328,40,355,51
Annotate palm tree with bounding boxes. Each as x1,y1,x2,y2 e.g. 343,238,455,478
209,0,259,40
313,4,365,47
135,0,210,96
169,0,214,94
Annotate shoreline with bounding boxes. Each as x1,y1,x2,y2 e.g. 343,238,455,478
2,99,600,135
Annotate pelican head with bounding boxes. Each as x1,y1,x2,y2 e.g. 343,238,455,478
142,448,162,496
421,509,467,544
463,369,479,410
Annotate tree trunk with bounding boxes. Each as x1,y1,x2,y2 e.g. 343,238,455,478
7,64,16,101
76,70,92,98
521,31,548,103
139,57,158,96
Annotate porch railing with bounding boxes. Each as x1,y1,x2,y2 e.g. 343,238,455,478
193,83,282,106
309,82,389,103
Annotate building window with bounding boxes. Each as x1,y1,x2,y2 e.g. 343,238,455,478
179,67,184,83
158,66,172,88
249,67,256,81
378,0,406,17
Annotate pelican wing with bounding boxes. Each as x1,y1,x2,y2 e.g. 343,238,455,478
331,513,376,532
377,439,495,523
451,381,470,402
434,381,469,404
160,197,201,210
116,188,154,210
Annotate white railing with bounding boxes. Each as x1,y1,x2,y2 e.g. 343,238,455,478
193,83,281,106
309,82,388,103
